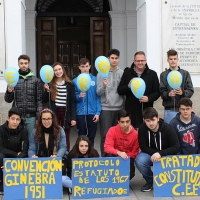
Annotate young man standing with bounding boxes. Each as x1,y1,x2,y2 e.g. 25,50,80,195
0,107,29,194
118,51,160,128
160,49,194,123
135,107,180,192
96,49,124,156
104,109,139,180
170,97,200,154
73,58,101,146
4,55,43,138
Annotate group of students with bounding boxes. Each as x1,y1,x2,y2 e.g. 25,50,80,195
1,48,197,194
0,106,99,194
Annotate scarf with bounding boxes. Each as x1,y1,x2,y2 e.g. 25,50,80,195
19,68,31,76
38,125,55,157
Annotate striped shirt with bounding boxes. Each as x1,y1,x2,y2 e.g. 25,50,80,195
55,82,67,108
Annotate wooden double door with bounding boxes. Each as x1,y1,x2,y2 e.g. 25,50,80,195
37,16,110,78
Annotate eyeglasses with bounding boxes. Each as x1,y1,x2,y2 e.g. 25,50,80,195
180,108,191,111
135,60,146,63
41,118,53,122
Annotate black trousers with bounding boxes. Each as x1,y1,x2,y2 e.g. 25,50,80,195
0,153,6,185
105,154,135,180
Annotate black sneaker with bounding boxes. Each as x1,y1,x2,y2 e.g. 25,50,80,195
0,184,3,195
141,182,153,192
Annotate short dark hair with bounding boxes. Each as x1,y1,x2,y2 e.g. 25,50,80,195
134,51,146,59
107,49,120,57
117,109,131,121
79,58,90,65
178,97,193,108
167,49,178,58
8,107,22,118
143,107,158,120
18,55,30,62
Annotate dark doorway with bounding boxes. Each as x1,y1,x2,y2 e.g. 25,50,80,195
36,0,110,79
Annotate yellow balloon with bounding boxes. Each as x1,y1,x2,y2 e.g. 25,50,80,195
79,77,88,91
131,79,141,94
99,61,109,73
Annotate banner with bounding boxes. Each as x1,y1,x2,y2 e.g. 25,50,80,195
162,0,200,73
72,157,130,199
4,157,62,200
154,154,200,197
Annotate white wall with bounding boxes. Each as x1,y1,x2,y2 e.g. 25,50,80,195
0,0,26,92
0,0,6,78
137,0,200,87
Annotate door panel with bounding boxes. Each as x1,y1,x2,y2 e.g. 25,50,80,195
37,17,57,71
58,42,87,79
90,17,110,75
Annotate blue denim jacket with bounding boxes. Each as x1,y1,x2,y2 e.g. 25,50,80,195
28,126,67,157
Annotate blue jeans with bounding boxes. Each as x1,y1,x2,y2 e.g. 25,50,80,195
164,110,178,124
62,176,72,188
22,117,36,139
135,152,153,183
76,115,97,147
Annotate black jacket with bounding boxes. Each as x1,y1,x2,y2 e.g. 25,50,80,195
42,82,76,129
117,63,160,127
4,71,43,118
0,121,29,158
160,67,194,109
138,119,180,156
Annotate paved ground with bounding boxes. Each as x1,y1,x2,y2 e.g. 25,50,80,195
2,126,200,200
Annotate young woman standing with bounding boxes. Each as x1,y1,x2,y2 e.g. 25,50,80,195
43,62,76,151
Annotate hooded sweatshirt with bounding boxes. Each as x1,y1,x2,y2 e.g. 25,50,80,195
96,67,124,110
170,112,200,154
138,119,180,156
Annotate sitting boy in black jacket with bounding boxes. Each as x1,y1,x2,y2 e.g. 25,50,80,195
0,107,29,194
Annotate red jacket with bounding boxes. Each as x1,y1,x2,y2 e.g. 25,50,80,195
104,124,139,158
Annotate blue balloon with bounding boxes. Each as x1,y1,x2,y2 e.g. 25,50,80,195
130,78,146,99
77,73,91,92
167,71,182,89
4,67,19,87
40,65,54,83
95,56,110,78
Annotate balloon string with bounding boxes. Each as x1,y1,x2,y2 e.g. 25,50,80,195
174,96,175,112
142,102,143,113
83,94,89,136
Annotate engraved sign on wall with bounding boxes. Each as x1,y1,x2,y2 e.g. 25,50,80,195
162,0,200,73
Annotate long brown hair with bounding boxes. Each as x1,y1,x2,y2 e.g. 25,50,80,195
50,62,73,101
70,135,99,158
35,108,60,143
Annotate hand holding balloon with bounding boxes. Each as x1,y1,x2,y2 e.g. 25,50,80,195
44,83,50,91
79,92,86,98
175,88,183,95
7,86,14,93
103,79,108,88
139,96,149,103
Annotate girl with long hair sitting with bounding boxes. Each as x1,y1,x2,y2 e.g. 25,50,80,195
28,108,72,188
62,135,99,188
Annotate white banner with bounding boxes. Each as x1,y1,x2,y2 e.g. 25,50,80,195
162,0,200,74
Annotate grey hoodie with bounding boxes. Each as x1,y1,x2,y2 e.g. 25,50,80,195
96,67,124,110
